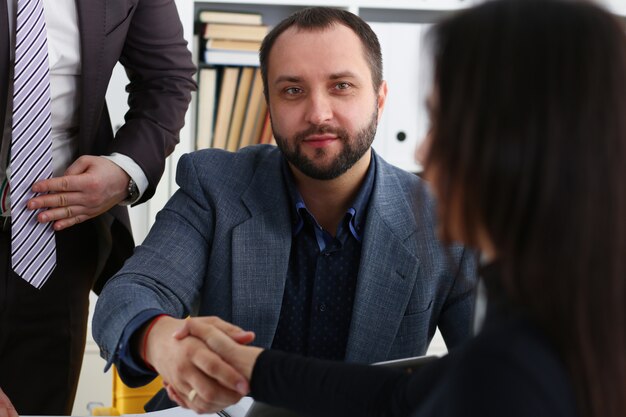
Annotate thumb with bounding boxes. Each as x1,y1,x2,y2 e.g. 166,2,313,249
64,155,93,176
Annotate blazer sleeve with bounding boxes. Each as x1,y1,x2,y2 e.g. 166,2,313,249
107,0,196,204
437,248,478,348
92,153,213,368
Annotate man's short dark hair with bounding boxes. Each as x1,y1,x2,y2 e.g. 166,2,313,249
259,7,383,102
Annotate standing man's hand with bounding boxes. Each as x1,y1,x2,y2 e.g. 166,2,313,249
142,316,254,414
0,388,18,417
27,155,131,231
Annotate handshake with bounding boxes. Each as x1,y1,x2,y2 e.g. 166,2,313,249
141,316,264,414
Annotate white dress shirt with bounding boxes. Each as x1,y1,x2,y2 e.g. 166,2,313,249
1,0,148,215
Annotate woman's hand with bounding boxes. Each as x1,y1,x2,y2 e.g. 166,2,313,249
173,319,263,380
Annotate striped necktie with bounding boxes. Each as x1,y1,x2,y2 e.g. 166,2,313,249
9,0,56,288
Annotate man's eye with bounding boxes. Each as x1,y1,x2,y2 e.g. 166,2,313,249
285,87,302,95
335,82,351,90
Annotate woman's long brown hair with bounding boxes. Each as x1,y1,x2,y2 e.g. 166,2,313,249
427,1,626,416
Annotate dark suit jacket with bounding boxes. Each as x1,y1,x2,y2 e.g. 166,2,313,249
0,0,196,289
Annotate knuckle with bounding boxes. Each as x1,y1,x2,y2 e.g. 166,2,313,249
173,362,186,375
201,390,214,404
61,178,70,191
65,207,73,218
86,194,100,207
204,360,219,376
85,177,100,192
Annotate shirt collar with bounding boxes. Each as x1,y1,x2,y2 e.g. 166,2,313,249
281,151,376,242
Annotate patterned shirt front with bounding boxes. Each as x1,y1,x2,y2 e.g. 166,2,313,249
271,155,376,360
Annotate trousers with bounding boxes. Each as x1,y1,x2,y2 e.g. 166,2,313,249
0,220,98,415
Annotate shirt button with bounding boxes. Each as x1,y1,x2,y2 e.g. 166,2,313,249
323,251,331,257
319,303,327,312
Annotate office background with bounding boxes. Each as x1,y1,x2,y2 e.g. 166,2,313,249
74,0,626,414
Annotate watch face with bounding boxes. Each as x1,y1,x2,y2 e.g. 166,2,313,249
127,179,139,202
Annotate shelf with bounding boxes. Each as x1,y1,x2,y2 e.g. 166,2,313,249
357,0,475,11
158,0,473,213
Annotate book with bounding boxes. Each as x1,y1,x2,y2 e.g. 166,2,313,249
195,68,218,150
212,67,240,150
198,10,262,26
259,111,273,145
226,67,255,152
206,38,262,52
203,23,268,42
238,68,267,149
250,106,269,147
204,49,259,67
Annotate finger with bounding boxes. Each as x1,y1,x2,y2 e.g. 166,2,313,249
164,383,186,408
51,215,88,231
200,327,262,380
171,375,241,414
190,341,249,395
209,319,255,344
63,155,93,176
0,389,17,417
192,316,248,335
200,325,243,360
185,382,242,414
32,174,86,194
173,318,255,345
28,191,79,210
36,206,89,223
171,320,191,340
162,336,244,410
231,330,255,345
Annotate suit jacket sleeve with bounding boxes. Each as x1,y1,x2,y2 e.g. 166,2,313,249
436,248,478,349
92,153,213,370
106,0,196,204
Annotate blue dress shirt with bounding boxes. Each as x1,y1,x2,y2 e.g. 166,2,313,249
271,155,375,360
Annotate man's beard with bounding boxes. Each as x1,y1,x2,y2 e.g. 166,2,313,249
273,109,378,180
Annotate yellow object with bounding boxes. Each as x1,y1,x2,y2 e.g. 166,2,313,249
90,367,163,415
91,406,120,416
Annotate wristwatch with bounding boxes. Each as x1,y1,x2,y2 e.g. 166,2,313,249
125,178,140,204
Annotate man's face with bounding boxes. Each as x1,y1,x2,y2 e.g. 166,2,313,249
266,24,387,180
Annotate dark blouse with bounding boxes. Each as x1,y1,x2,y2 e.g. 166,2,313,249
249,268,578,417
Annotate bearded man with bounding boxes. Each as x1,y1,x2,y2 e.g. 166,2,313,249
93,7,477,414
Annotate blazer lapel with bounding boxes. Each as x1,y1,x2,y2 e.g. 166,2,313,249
345,154,421,363
231,151,292,348
1,1,10,127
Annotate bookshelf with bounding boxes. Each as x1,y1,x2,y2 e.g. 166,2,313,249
104,0,626,244
105,0,622,247
174,0,477,198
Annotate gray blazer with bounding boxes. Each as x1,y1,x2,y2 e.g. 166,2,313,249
94,145,476,372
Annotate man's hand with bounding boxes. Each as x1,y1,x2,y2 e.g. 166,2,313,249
0,388,18,417
143,316,255,414
27,156,130,231
173,319,263,381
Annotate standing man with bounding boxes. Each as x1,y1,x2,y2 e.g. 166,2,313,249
93,7,477,415
0,0,196,415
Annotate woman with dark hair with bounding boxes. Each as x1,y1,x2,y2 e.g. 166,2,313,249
173,0,626,416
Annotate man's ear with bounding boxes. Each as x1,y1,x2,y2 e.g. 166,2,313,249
376,80,388,122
